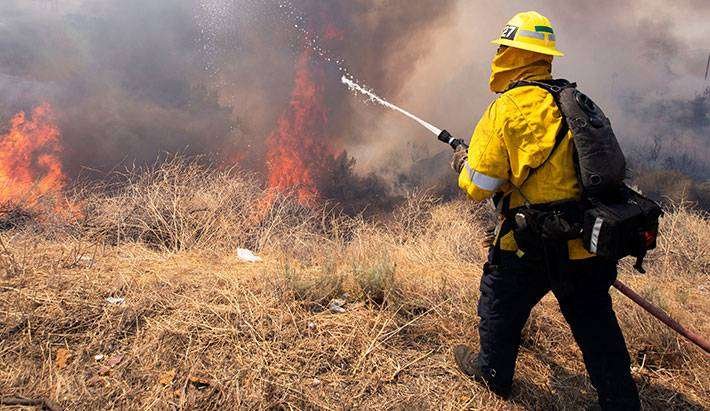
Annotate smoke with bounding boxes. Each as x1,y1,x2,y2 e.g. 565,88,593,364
0,0,707,195
0,0,456,180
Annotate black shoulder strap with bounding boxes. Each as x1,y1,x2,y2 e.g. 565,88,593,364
508,79,576,97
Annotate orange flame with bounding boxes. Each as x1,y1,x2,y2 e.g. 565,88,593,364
265,48,331,205
0,103,67,208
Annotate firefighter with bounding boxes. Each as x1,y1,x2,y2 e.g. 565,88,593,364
451,11,641,410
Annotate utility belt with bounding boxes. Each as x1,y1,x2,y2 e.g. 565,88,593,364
506,200,584,240
501,200,584,258
495,186,662,272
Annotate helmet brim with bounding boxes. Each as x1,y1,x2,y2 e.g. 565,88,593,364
491,38,564,57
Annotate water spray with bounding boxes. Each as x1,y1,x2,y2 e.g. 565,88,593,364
341,76,467,150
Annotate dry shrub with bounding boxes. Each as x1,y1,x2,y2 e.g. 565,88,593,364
80,157,329,254
85,158,262,251
0,192,84,234
654,200,710,277
0,202,38,230
389,191,440,240
0,233,25,277
633,168,710,210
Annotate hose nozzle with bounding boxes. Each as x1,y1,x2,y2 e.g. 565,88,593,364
438,129,467,150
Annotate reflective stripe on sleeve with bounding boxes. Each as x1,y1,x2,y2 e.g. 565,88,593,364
464,163,506,191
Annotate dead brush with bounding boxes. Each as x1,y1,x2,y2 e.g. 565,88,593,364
0,195,80,233
0,201,38,230
615,285,685,367
0,232,53,279
248,192,328,257
389,190,440,241
0,233,22,277
86,157,268,252
656,200,710,277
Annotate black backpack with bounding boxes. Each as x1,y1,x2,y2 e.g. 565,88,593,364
509,79,663,272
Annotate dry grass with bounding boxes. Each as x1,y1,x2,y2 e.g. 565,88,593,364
0,159,708,410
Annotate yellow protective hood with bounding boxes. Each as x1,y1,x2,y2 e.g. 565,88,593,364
489,47,553,93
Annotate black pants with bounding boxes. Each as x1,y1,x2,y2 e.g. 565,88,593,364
477,243,640,410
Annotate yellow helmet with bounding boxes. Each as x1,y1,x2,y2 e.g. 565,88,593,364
491,11,564,57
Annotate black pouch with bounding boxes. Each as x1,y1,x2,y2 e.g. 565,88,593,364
539,211,583,241
512,206,582,255
511,208,546,255
582,185,662,272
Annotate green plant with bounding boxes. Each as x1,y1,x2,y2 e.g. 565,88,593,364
353,256,397,306
283,263,344,310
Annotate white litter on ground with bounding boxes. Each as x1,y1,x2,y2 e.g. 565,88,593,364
328,298,347,314
105,297,125,305
237,248,262,263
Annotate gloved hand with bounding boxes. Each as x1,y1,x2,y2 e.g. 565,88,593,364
451,145,468,173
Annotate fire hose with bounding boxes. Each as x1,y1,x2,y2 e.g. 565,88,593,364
613,280,710,353
440,129,710,354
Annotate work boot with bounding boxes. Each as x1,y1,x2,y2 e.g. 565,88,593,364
453,344,511,399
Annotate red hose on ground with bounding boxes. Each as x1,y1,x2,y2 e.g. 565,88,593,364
613,280,710,354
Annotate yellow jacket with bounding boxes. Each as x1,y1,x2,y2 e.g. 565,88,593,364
459,47,592,259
